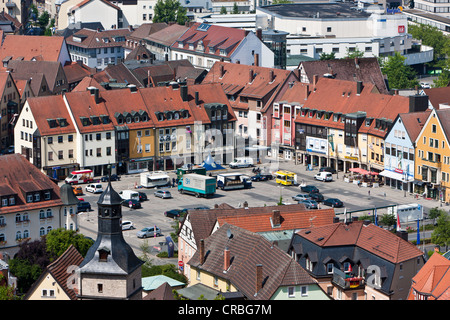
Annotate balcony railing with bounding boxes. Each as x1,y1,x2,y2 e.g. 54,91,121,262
332,267,365,290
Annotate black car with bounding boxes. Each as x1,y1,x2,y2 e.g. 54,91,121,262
251,174,268,181
100,174,120,182
309,192,324,202
319,167,337,174
138,192,148,201
77,201,91,212
323,198,344,208
164,209,188,219
301,185,319,193
121,199,142,209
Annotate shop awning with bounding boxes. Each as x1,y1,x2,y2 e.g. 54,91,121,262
349,167,369,175
379,170,414,182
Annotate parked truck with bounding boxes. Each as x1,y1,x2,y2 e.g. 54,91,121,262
217,173,252,190
65,169,94,185
178,173,216,198
140,171,170,188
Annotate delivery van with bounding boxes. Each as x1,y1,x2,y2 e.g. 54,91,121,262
65,169,94,185
314,172,333,182
229,157,254,169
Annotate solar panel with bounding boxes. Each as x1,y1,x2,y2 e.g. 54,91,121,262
197,23,211,32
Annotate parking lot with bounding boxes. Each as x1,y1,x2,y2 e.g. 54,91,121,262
73,160,445,264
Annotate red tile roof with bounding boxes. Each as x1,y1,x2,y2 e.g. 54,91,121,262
296,220,424,264
423,86,450,109
146,24,189,47
0,35,65,62
66,28,131,49
171,23,248,59
408,252,450,300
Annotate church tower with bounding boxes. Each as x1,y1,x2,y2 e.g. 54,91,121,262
77,180,143,300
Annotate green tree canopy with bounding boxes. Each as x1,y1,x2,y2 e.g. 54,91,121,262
344,47,364,59
319,52,336,60
46,228,94,258
153,0,188,25
431,211,450,251
408,23,450,62
381,52,419,89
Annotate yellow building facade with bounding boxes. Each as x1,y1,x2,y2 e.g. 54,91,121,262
415,109,450,201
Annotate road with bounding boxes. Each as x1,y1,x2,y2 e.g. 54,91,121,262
73,160,446,263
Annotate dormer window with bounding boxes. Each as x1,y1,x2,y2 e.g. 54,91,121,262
178,41,184,48
156,112,164,121
174,112,180,120
98,248,110,262
220,49,227,56
44,191,51,200
80,117,90,126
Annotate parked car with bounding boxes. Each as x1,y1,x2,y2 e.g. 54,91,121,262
292,194,311,201
86,183,103,194
121,199,142,209
138,192,148,201
121,220,135,230
300,199,318,209
137,226,161,238
192,206,210,210
319,167,337,174
314,172,333,182
309,192,324,202
154,189,172,199
301,185,319,193
323,198,344,208
164,209,187,219
72,185,83,196
251,174,269,182
100,174,120,182
77,201,91,212
420,82,431,89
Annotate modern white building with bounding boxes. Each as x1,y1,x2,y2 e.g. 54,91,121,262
256,2,433,66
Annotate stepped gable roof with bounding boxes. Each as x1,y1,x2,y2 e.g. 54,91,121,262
408,252,450,300
0,35,65,62
296,220,424,264
0,154,62,214
299,57,388,94
26,95,76,136
202,61,291,111
188,223,316,300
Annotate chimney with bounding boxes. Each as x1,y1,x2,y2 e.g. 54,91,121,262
128,84,137,93
88,86,100,104
214,204,219,208
255,264,263,294
224,248,230,272
333,217,340,223
199,239,205,264
269,70,274,82
305,84,310,99
394,89,399,95
254,53,259,67
195,91,199,105
243,201,248,208
272,210,281,226
396,230,408,242
220,64,225,78
249,69,254,83
313,74,319,87
180,85,188,101
356,81,363,95
256,28,262,40
409,95,429,113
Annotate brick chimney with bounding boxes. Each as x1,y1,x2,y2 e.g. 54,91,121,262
255,264,263,294
220,64,225,77
272,210,281,226
269,70,274,82
224,248,230,272
199,239,205,264
313,74,319,87
305,84,310,99
254,53,259,67
249,69,254,83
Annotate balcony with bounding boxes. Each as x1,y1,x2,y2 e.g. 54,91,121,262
332,267,365,290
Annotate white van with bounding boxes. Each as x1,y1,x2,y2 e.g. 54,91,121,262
119,190,140,201
314,172,333,182
229,157,254,169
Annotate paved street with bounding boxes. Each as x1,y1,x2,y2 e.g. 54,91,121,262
73,159,446,264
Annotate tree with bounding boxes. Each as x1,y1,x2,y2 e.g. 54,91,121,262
46,228,94,258
408,24,450,63
431,211,450,251
220,6,227,14
344,47,364,59
319,52,336,60
153,0,187,25
381,52,419,89
232,2,239,14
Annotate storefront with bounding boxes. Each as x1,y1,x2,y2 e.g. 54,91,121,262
379,169,414,193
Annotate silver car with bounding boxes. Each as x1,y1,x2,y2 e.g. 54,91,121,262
137,226,161,238
292,194,311,201
154,189,172,199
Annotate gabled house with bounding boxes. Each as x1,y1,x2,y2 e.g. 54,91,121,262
0,154,78,256
66,28,131,70
123,22,168,59
414,107,450,202
25,245,84,300
381,110,430,194
202,61,295,153
407,251,450,300
14,95,78,178
289,219,426,300
66,0,122,31
6,60,69,95
171,22,274,70
422,86,450,110
186,223,330,300
0,35,71,67
63,61,97,91
145,23,188,62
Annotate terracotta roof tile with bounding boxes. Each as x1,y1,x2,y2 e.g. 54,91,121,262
0,35,65,62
